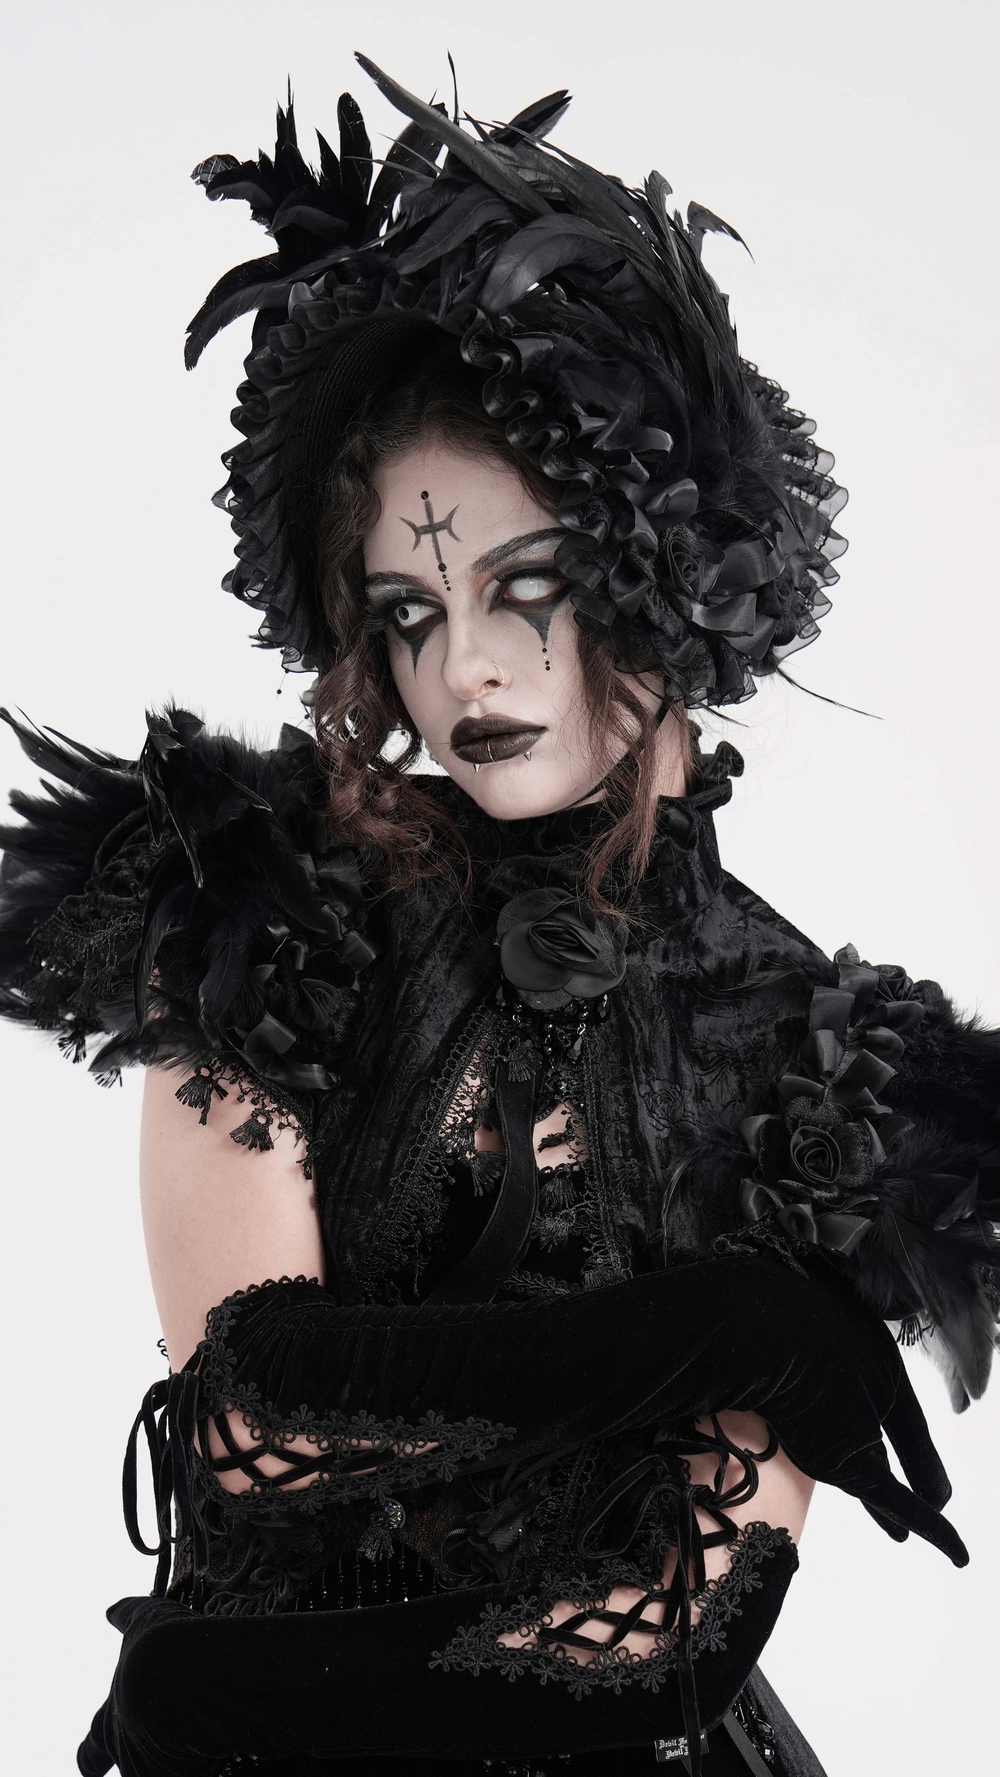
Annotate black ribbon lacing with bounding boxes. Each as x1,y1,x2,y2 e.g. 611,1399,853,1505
537,1418,777,1777
123,1361,209,1599
123,1355,440,1605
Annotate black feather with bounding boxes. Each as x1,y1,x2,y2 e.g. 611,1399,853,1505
685,201,750,260
184,257,285,369
336,92,373,213
134,870,196,1029
491,89,571,145
365,118,446,234
0,709,377,1125
353,53,552,218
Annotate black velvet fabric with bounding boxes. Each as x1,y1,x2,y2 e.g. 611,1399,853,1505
0,711,996,1776
81,1545,796,1777
200,1261,961,1557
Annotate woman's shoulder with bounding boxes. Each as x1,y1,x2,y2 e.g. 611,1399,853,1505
0,707,379,1119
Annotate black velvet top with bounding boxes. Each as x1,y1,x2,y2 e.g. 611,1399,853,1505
0,706,996,1358
312,746,827,1309
0,706,997,1643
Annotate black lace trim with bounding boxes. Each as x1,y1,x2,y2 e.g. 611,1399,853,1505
197,1278,516,1517
429,1522,793,1697
174,1059,313,1174
350,998,498,1299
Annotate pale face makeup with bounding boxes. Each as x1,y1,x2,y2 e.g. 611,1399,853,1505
363,442,684,821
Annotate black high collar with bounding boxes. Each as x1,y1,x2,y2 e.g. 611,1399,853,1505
416,742,741,922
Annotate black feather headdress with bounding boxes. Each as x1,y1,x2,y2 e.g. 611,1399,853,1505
187,55,846,698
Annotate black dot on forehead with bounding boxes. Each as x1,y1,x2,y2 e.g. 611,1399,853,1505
421,491,429,500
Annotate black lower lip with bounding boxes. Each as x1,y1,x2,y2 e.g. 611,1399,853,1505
453,728,545,764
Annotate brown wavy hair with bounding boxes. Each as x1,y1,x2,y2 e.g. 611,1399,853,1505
313,342,692,911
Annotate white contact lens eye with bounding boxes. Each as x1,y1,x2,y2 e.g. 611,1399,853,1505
506,576,557,601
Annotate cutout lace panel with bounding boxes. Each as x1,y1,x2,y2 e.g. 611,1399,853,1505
430,1522,794,1696
351,1000,497,1298
426,999,640,1299
198,1280,516,1519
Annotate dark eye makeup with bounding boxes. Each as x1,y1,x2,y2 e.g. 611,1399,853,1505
365,563,568,646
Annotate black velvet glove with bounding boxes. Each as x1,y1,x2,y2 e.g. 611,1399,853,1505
199,1257,966,1565
80,1539,798,1777
83,1256,963,1777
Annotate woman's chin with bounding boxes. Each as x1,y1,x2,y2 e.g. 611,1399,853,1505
443,757,595,821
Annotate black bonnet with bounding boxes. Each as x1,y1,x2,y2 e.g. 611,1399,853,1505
191,56,846,695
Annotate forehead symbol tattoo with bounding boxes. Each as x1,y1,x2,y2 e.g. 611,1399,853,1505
401,493,460,593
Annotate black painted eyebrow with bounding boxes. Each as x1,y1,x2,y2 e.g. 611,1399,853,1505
472,528,565,577
363,570,434,603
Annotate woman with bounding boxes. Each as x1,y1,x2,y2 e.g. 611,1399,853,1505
0,54,995,1777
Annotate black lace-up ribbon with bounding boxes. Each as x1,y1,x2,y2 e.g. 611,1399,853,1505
535,1418,778,1777
123,1353,440,1601
122,1362,208,1597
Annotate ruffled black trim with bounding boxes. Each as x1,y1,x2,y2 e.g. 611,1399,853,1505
0,708,377,1149
189,62,846,703
707,944,1000,1408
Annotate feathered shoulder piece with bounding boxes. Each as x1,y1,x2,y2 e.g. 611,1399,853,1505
186,55,846,704
0,709,376,1152
725,946,1000,1410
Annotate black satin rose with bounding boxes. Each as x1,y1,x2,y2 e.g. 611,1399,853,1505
789,1125,843,1191
497,888,628,1011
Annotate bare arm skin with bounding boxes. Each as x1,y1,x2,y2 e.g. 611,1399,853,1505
140,1066,434,1491
140,1068,814,1547
139,1066,324,1372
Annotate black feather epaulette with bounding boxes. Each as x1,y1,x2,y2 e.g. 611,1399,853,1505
0,708,377,1156
723,946,1000,1410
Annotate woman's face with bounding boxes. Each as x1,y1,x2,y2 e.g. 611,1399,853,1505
364,441,672,820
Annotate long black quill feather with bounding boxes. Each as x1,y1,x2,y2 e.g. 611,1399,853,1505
354,53,552,218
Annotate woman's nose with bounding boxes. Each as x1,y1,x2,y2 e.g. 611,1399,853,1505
440,615,507,702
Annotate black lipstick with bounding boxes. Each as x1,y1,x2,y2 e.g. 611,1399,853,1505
450,714,546,765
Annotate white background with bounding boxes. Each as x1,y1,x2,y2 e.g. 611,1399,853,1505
1,2,996,1772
